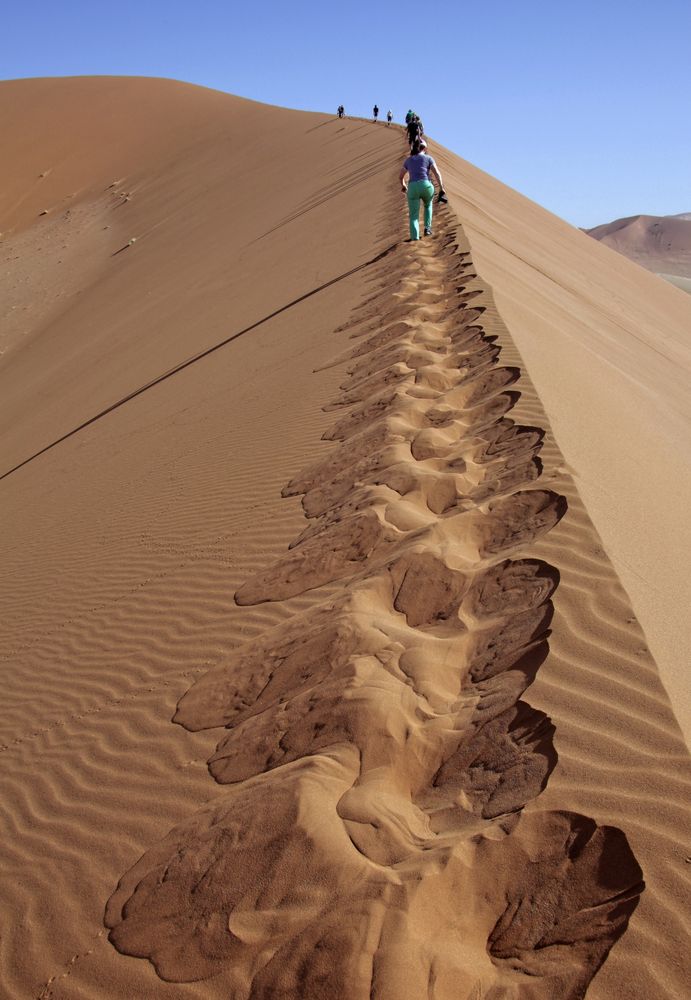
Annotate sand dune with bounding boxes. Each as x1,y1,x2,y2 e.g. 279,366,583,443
659,272,691,294
1,78,690,999
585,212,691,284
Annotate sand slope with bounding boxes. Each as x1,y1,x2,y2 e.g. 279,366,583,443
1,78,690,999
431,156,691,739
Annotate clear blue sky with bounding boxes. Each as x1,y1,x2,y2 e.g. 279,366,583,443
3,0,689,227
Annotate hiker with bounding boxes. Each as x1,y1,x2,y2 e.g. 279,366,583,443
409,117,424,148
337,104,344,118
386,110,393,125
406,114,420,146
405,109,414,125
373,104,379,122
399,138,446,241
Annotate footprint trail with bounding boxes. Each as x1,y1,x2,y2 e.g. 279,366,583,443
106,200,644,999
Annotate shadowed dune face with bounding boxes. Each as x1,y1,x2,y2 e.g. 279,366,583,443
435,145,691,751
2,79,689,1000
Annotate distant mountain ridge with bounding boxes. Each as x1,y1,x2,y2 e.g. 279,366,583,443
585,212,691,284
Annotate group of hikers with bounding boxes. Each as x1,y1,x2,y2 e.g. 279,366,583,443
404,109,423,144
336,107,422,136
338,104,448,242
338,104,394,125
400,108,447,240
336,104,447,241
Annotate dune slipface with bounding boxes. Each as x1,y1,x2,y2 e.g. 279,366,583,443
2,79,690,1000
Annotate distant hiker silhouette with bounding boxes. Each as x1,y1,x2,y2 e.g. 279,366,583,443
337,104,344,118
399,138,446,241
386,110,393,125
373,104,379,122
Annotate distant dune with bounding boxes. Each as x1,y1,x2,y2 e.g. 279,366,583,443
585,212,691,286
1,78,690,1000
659,272,691,293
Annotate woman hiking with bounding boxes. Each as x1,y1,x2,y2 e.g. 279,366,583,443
399,139,446,240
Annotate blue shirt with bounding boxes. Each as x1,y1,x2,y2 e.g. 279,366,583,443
404,153,436,183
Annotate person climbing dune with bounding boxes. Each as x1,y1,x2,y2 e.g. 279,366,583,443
406,114,422,147
373,104,379,122
399,138,446,241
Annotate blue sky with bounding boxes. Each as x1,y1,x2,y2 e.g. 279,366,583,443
3,0,689,227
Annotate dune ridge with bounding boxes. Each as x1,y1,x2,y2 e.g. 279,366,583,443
106,213,646,997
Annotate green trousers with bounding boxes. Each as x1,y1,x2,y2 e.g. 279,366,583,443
407,180,434,240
